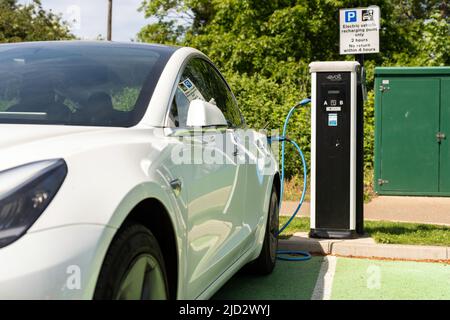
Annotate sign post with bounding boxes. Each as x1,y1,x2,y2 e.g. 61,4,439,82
339,6,380,236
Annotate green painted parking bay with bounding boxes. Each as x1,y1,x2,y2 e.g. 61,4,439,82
214,257,323,300
214,257,450,300
332,257,450,300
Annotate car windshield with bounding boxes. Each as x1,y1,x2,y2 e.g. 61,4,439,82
0,42,174,127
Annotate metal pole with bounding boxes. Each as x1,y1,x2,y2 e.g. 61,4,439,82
355,53,365,235
107,0,112,41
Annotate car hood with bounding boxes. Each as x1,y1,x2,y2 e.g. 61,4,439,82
0,124,121,171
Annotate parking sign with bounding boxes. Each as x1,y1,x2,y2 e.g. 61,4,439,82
345,10,357,23
340,6,380,55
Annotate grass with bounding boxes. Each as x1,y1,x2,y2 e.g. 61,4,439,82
363,167,376,202
278,216,450,246
278,216,310,239
365,221,450,246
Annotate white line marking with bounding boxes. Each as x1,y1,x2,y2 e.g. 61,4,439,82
311,255,337,300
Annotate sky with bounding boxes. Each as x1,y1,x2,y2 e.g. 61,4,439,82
18,0,154,41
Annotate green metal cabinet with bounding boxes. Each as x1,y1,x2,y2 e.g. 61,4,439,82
374,67,450,196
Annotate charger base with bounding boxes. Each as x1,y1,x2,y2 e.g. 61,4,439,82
309,228,358,239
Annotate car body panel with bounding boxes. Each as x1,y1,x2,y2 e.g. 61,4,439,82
0,224,116,299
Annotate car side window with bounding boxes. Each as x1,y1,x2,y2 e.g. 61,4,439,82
168,58,243,128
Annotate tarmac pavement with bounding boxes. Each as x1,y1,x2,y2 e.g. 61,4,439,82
281,196,450,225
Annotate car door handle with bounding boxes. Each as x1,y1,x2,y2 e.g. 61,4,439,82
231,132,241,156
169,179,182,196
233,144,239,156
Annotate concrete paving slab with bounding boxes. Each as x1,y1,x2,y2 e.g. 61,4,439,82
280,234,330,255
332,242,448,261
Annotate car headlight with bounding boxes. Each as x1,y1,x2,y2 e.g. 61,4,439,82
0,159,67,248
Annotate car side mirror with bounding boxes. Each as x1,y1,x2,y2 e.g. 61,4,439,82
186,99,228,127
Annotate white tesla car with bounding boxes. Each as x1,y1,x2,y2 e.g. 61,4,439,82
0,41,280,299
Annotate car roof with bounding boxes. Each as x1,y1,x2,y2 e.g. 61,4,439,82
0,40,181,55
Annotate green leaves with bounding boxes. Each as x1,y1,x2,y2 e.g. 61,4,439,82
137,21,184,45
224,71,311,179
0,0,73,43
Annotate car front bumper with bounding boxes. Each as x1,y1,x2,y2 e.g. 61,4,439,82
0,224,116,299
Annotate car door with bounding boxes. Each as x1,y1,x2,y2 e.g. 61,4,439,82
238,128,275,252
166,57,247,298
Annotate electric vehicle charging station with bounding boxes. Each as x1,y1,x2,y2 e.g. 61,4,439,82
309,61,364,239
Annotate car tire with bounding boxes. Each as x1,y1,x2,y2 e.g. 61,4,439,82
94,222,169,300
245,185,279,275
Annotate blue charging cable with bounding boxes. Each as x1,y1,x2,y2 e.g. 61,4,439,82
270,98,312,261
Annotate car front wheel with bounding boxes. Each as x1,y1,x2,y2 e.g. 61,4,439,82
245,185,279,275
94,223,169,300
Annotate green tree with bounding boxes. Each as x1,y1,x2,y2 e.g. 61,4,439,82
0,0,74,43
138,0,449,178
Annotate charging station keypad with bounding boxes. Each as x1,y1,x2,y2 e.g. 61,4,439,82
323,90,345,114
